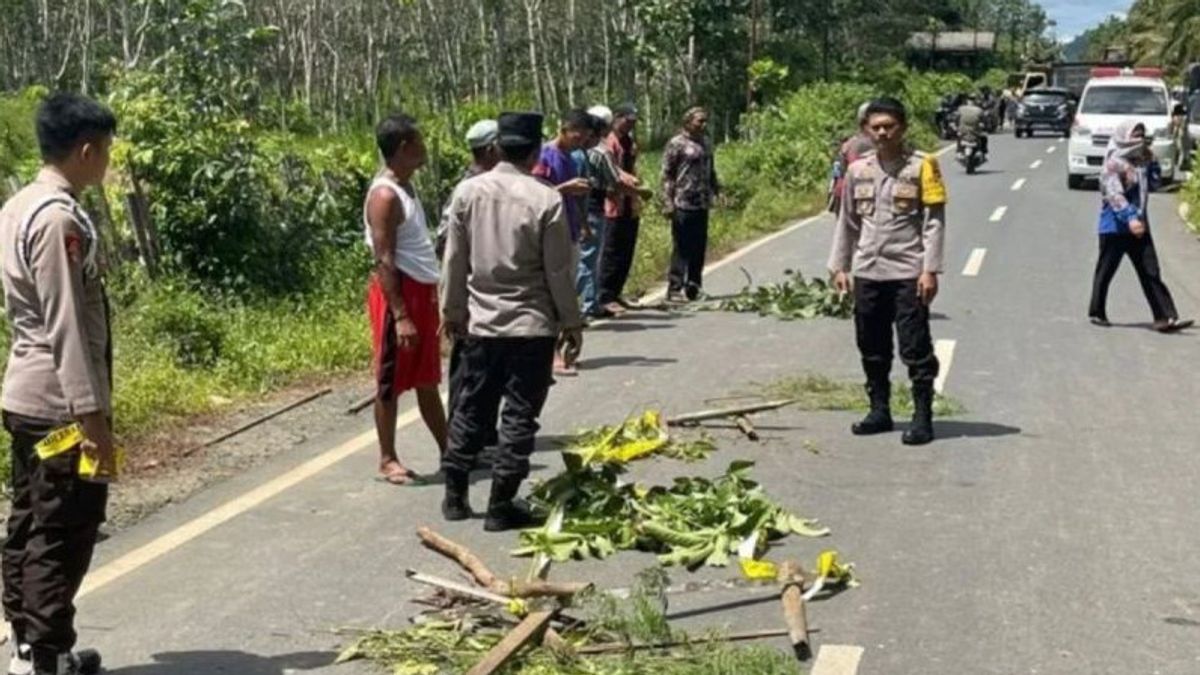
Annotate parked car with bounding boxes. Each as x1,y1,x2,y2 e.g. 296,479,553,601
1015,87,1074,138
1181,93,1200,172
1068,67,1177,190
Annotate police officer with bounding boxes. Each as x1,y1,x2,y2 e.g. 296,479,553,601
828,97,947,446
439,112,584,531
0,93,116,675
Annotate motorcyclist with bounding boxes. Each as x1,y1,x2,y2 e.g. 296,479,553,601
955,95,988,160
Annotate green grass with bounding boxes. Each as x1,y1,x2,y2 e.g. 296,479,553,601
763,374,965,417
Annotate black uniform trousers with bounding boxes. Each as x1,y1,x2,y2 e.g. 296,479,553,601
2,412,107,655
668,209,710,299
597,216,640,305
447,340,499,448
442,337,556,481
1089,232,1178,322
854,278,940,385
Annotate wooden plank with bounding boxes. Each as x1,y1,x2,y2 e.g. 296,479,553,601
465,609,556,675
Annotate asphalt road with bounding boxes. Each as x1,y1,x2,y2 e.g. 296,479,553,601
72,132,1200,675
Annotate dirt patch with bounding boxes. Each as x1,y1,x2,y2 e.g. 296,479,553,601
0,373,380,530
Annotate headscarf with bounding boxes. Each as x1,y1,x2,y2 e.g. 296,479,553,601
1106,120,1149,163
1102,119,1150,215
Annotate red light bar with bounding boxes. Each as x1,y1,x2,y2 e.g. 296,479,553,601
1091,66,1164,79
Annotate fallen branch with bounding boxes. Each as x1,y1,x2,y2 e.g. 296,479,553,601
417,527,590,599
576,627,791,655
182,387,332,456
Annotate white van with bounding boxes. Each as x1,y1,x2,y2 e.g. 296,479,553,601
1067,67,1176,190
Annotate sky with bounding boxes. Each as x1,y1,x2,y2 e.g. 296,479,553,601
1042,0,1132,42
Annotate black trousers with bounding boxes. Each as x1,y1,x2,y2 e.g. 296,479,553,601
598,216,640,305
447,340,499,448
2,412,107,655
1089,233,1178,322
442,337,555,481
668,209,710,298
854,278,940,385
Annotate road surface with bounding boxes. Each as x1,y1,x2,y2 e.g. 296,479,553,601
73,132,1200,674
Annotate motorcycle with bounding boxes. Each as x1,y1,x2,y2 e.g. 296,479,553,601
934,103,958,140
956,135,987,174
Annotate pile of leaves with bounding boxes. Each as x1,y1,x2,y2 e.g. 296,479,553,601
634,461,830,568
336,570,801,675
515,458,828,568
709,269,852,320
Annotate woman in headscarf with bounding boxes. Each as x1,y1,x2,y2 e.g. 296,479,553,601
1088,120,1192,332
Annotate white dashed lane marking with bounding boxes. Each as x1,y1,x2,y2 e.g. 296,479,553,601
1011,178,1026,191
811,645,866,675
962,248,987,277
989,206,1007,222
1030,159,1042,169
1046,145,1057,154
934,339,957,394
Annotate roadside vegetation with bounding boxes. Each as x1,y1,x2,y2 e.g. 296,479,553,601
0,0,1049,483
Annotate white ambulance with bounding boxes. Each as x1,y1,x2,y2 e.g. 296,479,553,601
1067,67,1177,190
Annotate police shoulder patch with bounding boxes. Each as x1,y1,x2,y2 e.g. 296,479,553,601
920,154,948,205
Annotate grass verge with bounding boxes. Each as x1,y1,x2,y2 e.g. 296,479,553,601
763,374,965,417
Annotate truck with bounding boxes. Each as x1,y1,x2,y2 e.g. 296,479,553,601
1009,60,1133,100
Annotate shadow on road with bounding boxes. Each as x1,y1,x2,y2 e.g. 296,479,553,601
108,649,335,675
928,420,1021,439
577,355,678,370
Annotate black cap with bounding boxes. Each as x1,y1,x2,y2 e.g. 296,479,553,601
498,111,544,146
613,103,638,119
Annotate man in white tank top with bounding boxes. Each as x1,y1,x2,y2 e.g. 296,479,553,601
363,114,447,485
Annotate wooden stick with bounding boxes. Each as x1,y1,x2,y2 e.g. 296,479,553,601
405,569,511,605
778,561,812,661
465,609,557,675
416,527,589,599
182,388,332,456
667,399,798,426
509,579,592,599
347,393,375,415
576,628,791,655
417,527,500,589
734,415,760,441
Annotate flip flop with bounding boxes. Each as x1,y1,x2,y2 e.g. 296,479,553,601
379,463,427,486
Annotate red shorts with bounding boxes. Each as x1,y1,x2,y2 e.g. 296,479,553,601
368,273,442,399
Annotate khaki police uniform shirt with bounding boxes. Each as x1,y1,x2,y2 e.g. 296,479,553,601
1,168,111,421
827,151,947,281
440,162,583,338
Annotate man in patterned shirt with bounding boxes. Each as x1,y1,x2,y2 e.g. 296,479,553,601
661,107,720,303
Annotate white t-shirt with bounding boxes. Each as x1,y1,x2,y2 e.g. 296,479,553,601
362,175,440,284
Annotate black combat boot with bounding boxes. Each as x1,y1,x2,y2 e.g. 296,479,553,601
902,381,936,446
484,477,544,532
32,649,101,675
851,379,893,435
441,469,471,521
